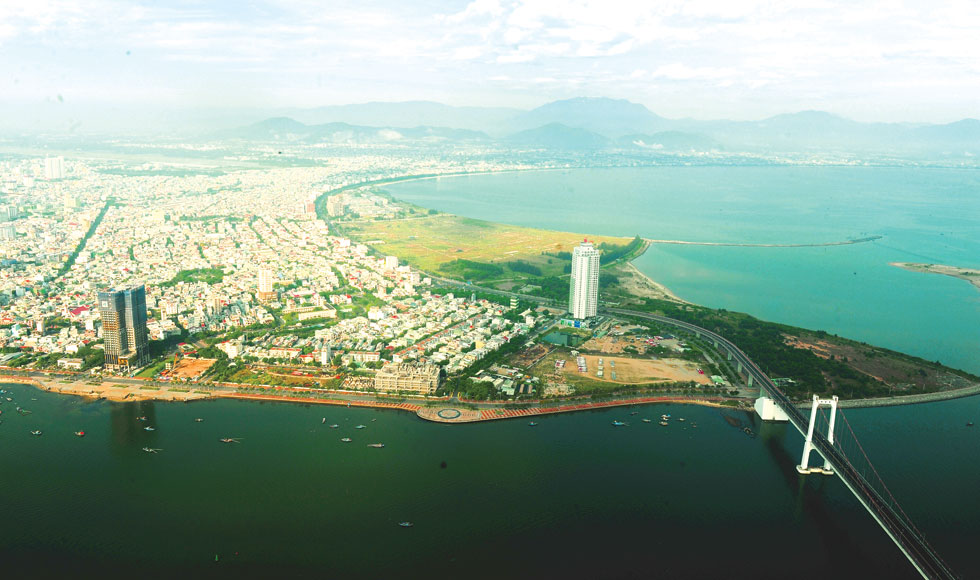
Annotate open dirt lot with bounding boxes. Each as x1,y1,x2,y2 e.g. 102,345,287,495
171,357,216,379
531,350,711,386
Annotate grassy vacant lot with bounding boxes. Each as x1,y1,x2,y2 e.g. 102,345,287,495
342,213,630,277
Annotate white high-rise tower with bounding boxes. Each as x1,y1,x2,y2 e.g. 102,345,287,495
44,157,65,180
257,267,275,301
569,240,600,319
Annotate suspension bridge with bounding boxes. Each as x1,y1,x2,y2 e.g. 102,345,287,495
604,307,958,580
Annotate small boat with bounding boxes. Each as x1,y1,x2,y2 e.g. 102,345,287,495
611,420,627,427
137,416,147,421
367,443,385,448
641,418,652,423
678,418,686,422
398,522,414,528
371,418,377,422
341,437,352,443
5,397,11,401
219,438,241,443
75,431,85,437
660,421,669,426
194,418,204,422
629,411,638,416
31,430,42,436
142,447,159,453
322,418,326,424
355,424,367,429
528,421,538,426
144,426,155,431
968,422,975,427
329,424,339,429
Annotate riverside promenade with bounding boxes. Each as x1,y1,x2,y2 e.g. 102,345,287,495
417,395,731,424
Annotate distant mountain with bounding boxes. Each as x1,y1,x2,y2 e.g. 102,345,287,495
283,101,521,134
510,97,668,137
222,117,490,144
618,131,719,151
215,100,980,158
504,123,612,150
910,118,980,142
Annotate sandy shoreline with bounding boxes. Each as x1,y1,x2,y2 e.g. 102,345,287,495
890,261,980,291
611,261,688,303
1,374,214,403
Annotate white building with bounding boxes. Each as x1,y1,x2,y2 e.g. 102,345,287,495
257,267,275,300
568,240,600,319
44,157,65,180
384,255,398,270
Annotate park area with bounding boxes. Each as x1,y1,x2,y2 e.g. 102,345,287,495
342,212,630,276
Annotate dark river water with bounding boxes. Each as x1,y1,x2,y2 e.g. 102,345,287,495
2,382,978,579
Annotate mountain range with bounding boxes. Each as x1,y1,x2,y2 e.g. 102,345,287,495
222,97,980,155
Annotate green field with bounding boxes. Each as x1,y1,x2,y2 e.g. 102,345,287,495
342,213,631,279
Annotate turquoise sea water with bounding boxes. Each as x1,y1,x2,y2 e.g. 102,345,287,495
2,382,979,578
387,166,980,374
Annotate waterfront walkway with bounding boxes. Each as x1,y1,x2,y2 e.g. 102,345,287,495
417,395,729,423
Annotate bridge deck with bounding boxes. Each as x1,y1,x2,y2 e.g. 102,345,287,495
605,307,958,580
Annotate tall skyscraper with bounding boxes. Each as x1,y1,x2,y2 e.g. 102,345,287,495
98,285,149,370
568,240,600,320
44,156,65,180
257,267,275,301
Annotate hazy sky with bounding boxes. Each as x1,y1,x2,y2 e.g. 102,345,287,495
2,0,978,123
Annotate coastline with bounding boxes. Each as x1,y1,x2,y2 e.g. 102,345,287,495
890,261,980,291
8,369,979,419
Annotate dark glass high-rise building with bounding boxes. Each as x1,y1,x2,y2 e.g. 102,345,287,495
98,285,149,370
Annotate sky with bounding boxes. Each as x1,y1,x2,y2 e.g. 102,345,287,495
1,0,979,125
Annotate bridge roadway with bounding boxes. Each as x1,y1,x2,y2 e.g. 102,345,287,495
603,307,957,580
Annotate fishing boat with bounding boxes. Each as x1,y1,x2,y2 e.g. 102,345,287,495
31,430,42,436
194,418,204,422
341,437,352,443
219,438,240,443
641,418,652,423
329,424,339,428
144,426,155,431
367,443,385,448
142,447,159,453
660,421,669,426
355,424,367,429
398,522,414,528
611,420,627,427
75,431,85,437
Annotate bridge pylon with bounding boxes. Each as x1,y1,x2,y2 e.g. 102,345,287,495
797,394,838,475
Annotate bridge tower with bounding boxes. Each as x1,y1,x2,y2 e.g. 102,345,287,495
797,394,838,475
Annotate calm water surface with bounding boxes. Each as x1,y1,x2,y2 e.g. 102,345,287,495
2,383,979,578
387,166,980,373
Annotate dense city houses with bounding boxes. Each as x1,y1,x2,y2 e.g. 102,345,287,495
0,154,536,388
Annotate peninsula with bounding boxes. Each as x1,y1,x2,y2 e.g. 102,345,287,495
891,262,980,291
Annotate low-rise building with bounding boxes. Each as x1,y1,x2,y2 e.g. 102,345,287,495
374,362,440,394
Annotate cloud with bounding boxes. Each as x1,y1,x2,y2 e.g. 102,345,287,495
0,0,977,122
